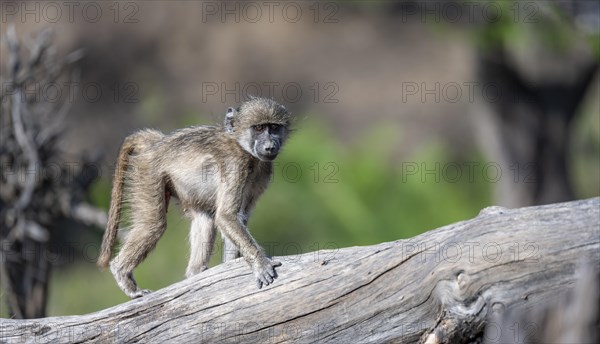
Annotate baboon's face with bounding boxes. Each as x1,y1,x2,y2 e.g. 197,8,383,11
249,123,287,161
228,98,292,162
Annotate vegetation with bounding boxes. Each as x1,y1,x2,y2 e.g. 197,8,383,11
1,0,597,323
42,119,496,315
1,108,595,317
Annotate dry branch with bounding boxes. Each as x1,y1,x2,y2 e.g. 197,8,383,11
1,27,105,319
1,198,598,343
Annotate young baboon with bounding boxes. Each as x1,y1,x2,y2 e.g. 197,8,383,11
97,97,292,298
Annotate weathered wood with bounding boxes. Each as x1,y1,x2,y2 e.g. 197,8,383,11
1,198,598,343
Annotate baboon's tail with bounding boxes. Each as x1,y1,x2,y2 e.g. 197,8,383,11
97,135,138,269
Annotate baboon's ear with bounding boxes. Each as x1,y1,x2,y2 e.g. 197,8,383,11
224,107,236,133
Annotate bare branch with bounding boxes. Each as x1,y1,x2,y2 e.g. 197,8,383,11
9,90,39,215
70,203,108,229
1,26,104,319
0,261,23,319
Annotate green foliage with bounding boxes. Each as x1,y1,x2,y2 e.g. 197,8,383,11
572,90,600,199
255,120,490,249
42,120,493,316
465,1,599,58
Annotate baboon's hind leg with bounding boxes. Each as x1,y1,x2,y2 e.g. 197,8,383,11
111,171,167,298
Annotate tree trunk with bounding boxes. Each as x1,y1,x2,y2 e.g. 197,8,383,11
470,0,599,208
1,198,598,343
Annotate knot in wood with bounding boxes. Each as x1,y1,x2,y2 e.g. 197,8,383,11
457,271,468,290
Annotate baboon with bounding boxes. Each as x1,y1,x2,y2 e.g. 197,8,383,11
97,97,292,298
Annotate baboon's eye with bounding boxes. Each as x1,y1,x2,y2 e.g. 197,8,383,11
254,125,265,132
269,124,280,131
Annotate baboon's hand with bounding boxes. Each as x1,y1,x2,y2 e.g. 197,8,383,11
253,256,281,289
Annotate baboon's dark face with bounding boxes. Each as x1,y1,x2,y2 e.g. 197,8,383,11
250,123,287,161
227,98,292,161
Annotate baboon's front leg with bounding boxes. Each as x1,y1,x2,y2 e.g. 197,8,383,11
186,212,216,277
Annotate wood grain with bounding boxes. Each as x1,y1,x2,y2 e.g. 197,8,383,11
1,198,598,343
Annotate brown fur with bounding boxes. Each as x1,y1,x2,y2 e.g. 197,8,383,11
97,98,291,298
97,129,163,269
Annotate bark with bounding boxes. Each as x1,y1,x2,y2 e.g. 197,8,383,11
0,198,598,343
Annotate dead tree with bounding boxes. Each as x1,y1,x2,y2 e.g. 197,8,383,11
0,198,597,343
470,0,599,208
0,27,106,319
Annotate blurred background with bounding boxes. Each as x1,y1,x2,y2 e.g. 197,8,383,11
1,0,598,317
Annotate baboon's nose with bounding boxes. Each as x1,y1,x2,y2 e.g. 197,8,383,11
264,142,277,153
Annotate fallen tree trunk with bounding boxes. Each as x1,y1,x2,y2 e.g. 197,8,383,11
1,198,598,343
